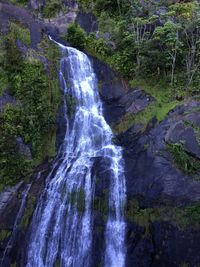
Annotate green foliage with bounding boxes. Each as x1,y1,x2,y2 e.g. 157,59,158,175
9,0,28,7
0,31,60,190
65,23,87,50
167,143,200,175
125,198,200,231
77,0,200,95
0,230,11,241
0,105,32,191
9,22,31,46
42,0,66,18
114,79,178,133
20,195,36,228
86,33,110,60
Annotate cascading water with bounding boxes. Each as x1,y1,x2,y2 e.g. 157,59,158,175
26,42,126,267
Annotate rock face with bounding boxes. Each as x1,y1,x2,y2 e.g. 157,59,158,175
117,101,200,206
115,101,200,267
0,91,16,112
0,162,50,266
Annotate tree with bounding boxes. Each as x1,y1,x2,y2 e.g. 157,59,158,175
153,21,183,86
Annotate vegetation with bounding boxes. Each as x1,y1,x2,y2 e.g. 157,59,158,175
76,0,200,93
42,0,67,18
65,23,86,50
20,195,36,228
0,230,11,242
0,24,61,190
126,198,200,232
63,0,200,133
113,79,179,133
9,0,28,7
167,143,200,176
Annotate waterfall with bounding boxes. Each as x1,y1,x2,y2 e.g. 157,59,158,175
26,43,126,267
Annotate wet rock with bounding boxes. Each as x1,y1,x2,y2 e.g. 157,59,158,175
0,183,23,216
151,221,200,267
0,162,50,266
56,99,67,152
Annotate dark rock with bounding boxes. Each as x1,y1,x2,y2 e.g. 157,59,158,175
119,89,153,114
117,102,200,207
15,39,29,53
30,21,42,49
76,11,98,33
0,162,50,266
127,237,154,267
15,137,32,160
165,122,200,160
151,221,200,267
0,9,9,34
0,90,16,112
126,222,154,267
185,112,200,128
29,0,45,11
0,3,33,27
0,182,23,217
90,55,128,101
56,99,67,152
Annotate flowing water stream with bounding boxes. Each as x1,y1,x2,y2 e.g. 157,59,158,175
26,43,126,267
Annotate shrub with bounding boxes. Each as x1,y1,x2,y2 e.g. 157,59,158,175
167,143,200,175
65,23,86,50
42,0,63,18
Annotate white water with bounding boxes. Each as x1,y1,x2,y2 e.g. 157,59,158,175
26,44,126,267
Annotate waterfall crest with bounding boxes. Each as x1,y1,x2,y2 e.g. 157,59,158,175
26,44,126,267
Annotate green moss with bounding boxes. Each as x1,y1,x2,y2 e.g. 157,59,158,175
0,230,11,241
20,195,36,228
126,198,200,232
114,79,179,134
9,0,28,7
167,143,200,176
